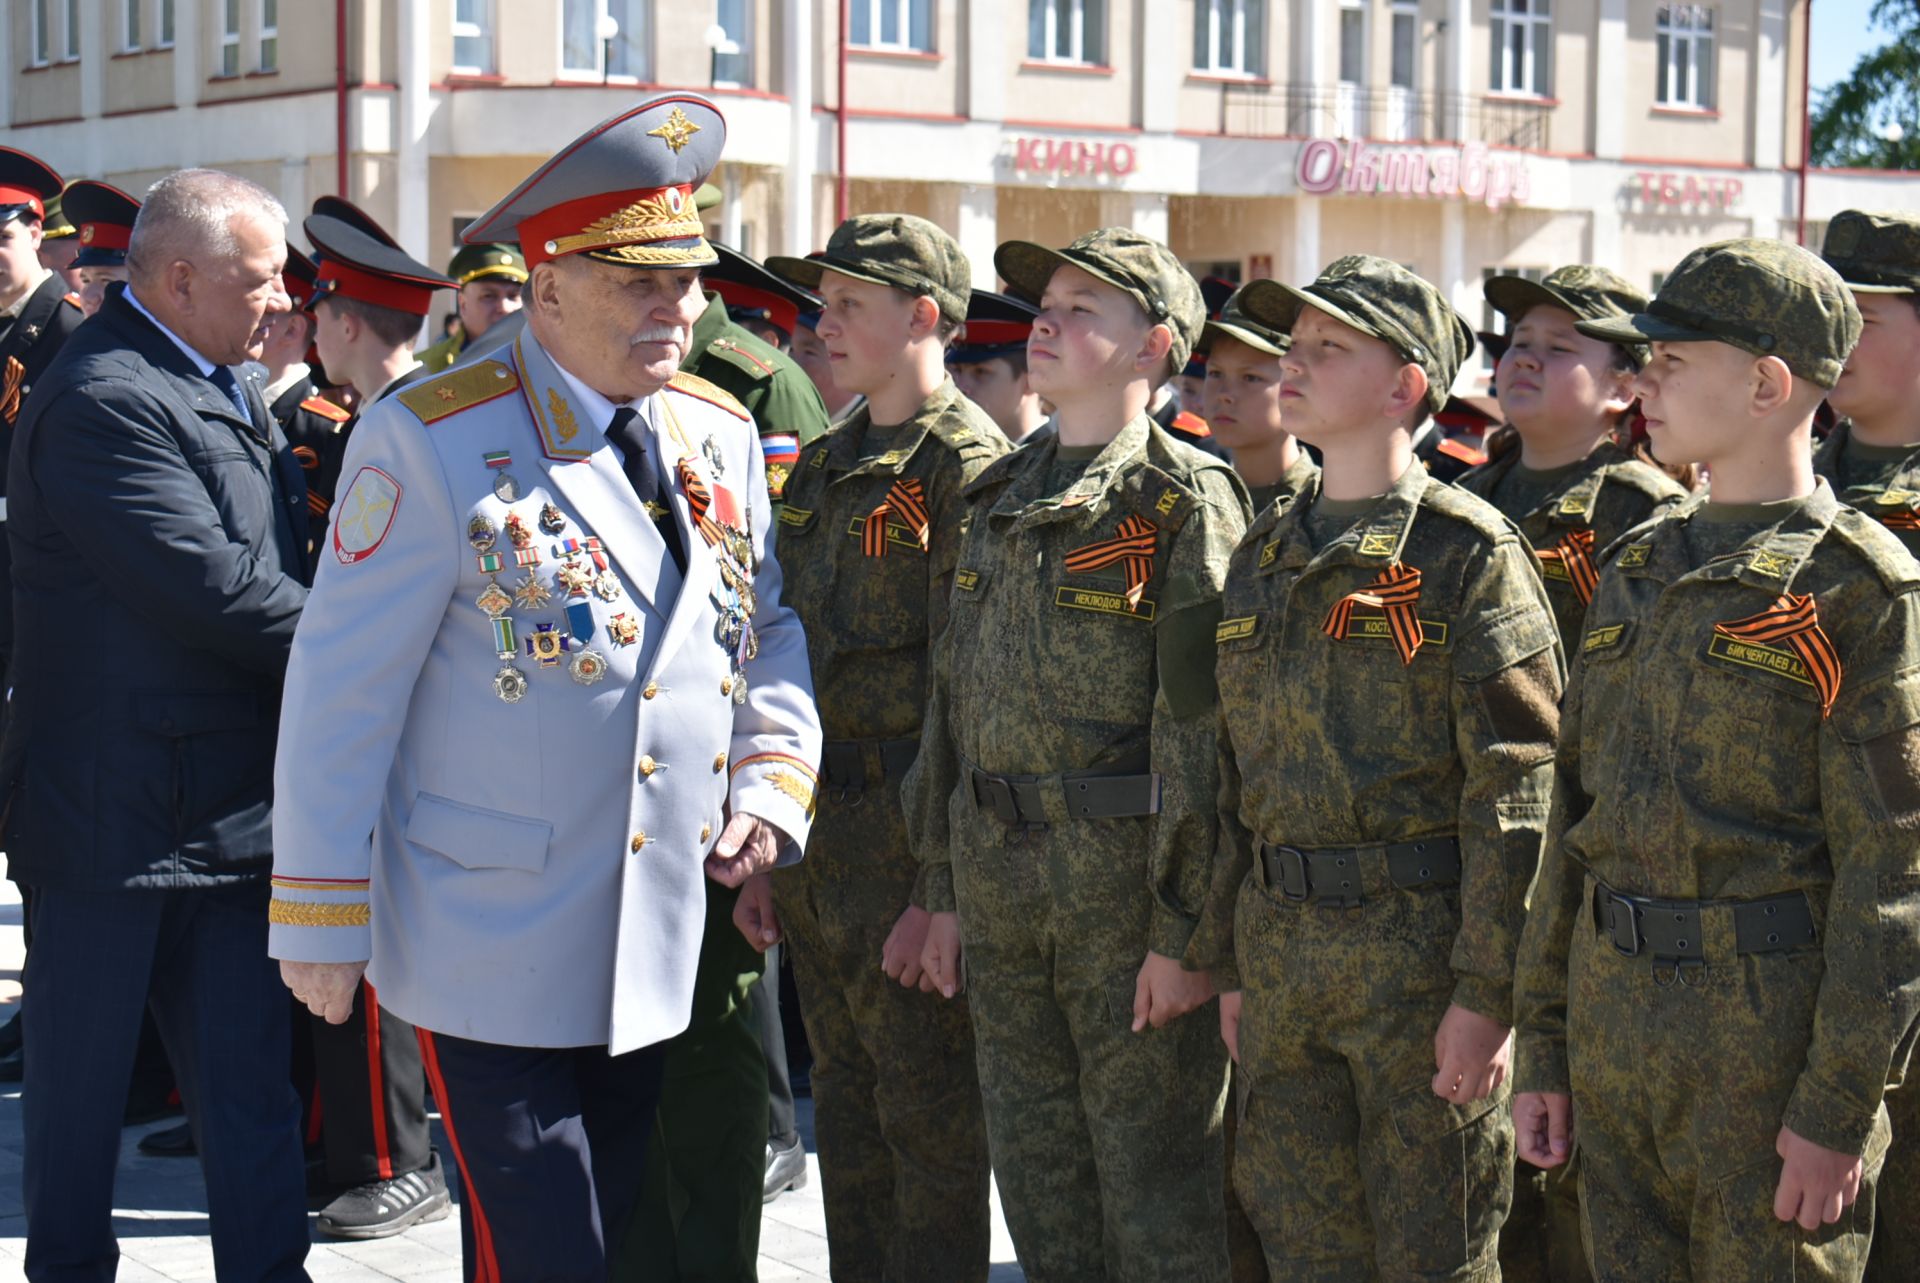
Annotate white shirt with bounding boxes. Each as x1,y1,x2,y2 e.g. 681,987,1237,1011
263,361,312,408
0,265,51,320
544,341,667,491
125,287,217,377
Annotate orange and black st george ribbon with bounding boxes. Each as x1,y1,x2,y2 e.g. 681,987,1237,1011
1064,514,1159,610
1713,592,1843,718
1323,562,1426,665
1537,528,1601,605
863,479,930,557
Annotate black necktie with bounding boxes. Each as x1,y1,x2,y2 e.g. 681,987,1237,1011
605,406,686,574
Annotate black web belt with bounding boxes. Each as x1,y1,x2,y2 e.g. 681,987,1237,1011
1257,837,1462,908
1592,882,1818,963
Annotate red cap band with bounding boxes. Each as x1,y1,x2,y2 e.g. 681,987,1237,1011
517,184,702,269
79,222,132,250
960,320,1032,346
708,280,799,336
0,185,46,219
314,258,440,316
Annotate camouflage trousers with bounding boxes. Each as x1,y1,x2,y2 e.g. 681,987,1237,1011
774,787,991,1283
953,810,1230,1283
1567,890,1889,1282
1224,1062,1270,1283
1863,1077,1920,1282
1499,1155,1589,1283
1233,871,1512,1282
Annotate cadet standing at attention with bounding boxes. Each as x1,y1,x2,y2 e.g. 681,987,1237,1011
1813,209,1920,1283
1461,267,1689,663
1511,240,1920,1281
1198,283,1317,517
1192,257,1563,1281
412,242,526,374
905,228,1247,1283
729,213,1004,1282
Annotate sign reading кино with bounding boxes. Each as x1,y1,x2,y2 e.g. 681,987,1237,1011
1295,139,1534,210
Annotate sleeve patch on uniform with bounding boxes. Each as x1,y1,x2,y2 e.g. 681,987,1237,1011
1155,487,1181,516
1216,615,1259,643
954,568,980,592
333,467,402,565
1617,542,1652,568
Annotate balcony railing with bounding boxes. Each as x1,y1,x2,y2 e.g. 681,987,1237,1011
1213,83,1553,152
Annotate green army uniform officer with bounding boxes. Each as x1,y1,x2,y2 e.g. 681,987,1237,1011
1815,212,1920,567
1194,257,1564,1281
1460,267,1689,666
743,214,1005,1281
1815,209,1920,1283
904,228,1248,1282
413,242,526,372
1512,240,1920,1282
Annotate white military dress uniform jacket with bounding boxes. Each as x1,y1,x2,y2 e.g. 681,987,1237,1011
268,329,821,1054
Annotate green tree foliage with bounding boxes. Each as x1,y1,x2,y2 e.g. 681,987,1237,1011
1810,0,1920,168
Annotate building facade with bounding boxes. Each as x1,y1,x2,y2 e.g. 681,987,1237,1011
4,0,1914,365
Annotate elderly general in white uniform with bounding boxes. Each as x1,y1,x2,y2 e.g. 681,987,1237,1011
266,94,821,1282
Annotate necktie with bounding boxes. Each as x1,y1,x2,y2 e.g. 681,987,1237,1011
605,406,687,574
209,365,254,427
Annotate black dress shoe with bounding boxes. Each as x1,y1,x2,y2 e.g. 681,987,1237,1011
315,1151,451,1240
137,1121,196,1157
763,1135,808,1204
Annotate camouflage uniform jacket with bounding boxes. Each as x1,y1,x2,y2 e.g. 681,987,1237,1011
902,414,1250,957
1513,481,1920,1157
776,379,1008,744
1195,461,1565,1010
683,291,830,507
1457,440,1687,660
1812,420,1920,558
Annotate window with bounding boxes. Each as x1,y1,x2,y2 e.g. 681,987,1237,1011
1338,4,1363,84
1028,0,1104,65
453,0,494,73
64,0,78,58
29,0,50,65
123,0,141,51
1192,0,1263,77
563,0,650,79
1655,5,1714,109
1390,1,1416,88
220,0,240,75
259,0,278,71
159,0,175,46
851,0,933,52
712,0,749,84
1489,0,1550,96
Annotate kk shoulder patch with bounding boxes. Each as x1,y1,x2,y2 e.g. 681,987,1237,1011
333,467,402,564
668,370,753,422
397,361,520,424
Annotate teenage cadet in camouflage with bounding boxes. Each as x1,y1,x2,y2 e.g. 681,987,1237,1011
1460,267,1689,669
1816,212,1920,565
1191,256,1562,1282
1461,264,1685,1283
1199,285,1318,521
903,228,1248,1283
727,215,1005,1281
1816,209,1920,1283
1512,239,1920,1282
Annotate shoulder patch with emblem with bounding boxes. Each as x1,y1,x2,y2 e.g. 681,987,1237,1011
667,369,753,422
1617,542,1652,569
333,466,402,564
300,395,352,423
397,361,520,424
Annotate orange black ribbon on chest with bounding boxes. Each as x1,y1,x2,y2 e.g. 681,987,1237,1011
1323,562,1425,665
1537,528,1600,605
675,457,727,547
1,356,24,427
1880,509,1920,532
863,478,930,557
1713,592,1842,717
1064,514,1159,611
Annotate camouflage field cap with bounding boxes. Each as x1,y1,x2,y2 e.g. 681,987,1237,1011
1239,255,1475,413
1577,238,1861,389
1820,209,1920,295
1485,264,1649,365
765,214,971,326
1201,283,1291,358
994,228,1207,371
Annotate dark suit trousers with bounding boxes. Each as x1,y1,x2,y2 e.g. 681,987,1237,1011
21,882,309,1283
417,1028,666,1283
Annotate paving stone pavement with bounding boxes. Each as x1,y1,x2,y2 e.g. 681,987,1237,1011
0,878,1025,1281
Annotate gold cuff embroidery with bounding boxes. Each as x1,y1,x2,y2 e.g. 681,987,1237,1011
269,899,371,928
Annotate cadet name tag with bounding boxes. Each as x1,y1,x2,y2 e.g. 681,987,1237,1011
955,569,980,592
1706,634,1815,687
1540,558,1572,583
778,506,812,527
1055,586,1156,621
1583,623,1627,653
1216,616,1258,644
844,515,925,552
1336,613,1449,648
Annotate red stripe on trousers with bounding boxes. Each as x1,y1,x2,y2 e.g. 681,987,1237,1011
416,1029,501,1283
363,982,393,1180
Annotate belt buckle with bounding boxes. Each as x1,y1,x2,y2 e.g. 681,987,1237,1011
978,774,1022,826
1272,846,1311,903
1607,893,1643,958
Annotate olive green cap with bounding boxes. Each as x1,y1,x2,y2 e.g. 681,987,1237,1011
1577,238,1861,389
1239,255,1475,413
765,214,971,326
693,181,723,213
994,227,1207,371
447,242,527,287
1486,264,1650,367
1200,284,1291,358
1820,209,1920,295
40,190,75,239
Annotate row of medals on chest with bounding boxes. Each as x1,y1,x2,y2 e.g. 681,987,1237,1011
469,459,627,702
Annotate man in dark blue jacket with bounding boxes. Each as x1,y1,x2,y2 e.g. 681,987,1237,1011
2,167,312,1283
